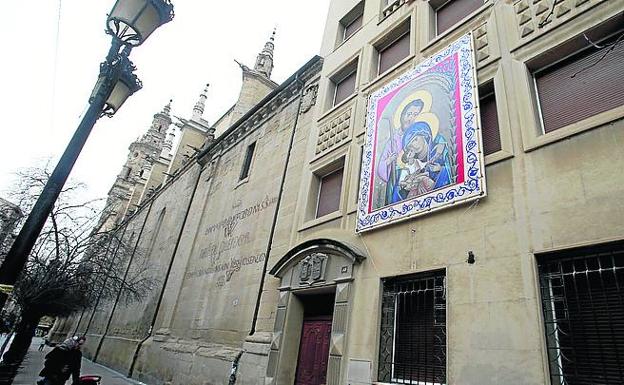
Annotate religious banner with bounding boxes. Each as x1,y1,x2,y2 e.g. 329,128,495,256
357,33,486,232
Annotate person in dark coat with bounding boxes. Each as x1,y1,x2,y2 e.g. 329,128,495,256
38,336,85,385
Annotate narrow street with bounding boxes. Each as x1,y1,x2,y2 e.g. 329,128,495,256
12,338,143,385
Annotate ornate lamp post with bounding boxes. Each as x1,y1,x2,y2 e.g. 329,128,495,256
0,0,174,310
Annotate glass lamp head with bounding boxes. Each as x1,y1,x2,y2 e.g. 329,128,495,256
107,0,174,46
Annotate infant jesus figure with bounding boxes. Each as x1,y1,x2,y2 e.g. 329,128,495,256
398,150,435,198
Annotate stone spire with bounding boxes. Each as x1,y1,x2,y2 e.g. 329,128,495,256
163,99,172,115
192,83,209,121
137,100,172,149
254,28,275,79
161,128,175,158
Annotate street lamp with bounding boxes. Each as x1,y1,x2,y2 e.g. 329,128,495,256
0,0,174,310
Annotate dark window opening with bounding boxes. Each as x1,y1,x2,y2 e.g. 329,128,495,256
378,270,447,384
479,82,501,155
538,241,624,385
316,168,344,218
239,142,256,180
533,30,624,134
333,63,358,107
300,293,336,317
340,2,364,42
377,26,410,75
432,0,483,35
344,14,363,41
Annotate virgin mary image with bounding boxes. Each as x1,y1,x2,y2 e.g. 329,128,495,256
397,121,452,198
376,91,452,206
357,34,486,232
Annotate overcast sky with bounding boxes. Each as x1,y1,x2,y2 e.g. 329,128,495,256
0,1,330,203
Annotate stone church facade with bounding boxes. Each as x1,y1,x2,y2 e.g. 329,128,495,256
54,1,624,385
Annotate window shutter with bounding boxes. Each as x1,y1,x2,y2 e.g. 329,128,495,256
436,0,483,35
535,41,624,133
316,168,343,218
379,32,410,74
344,14,363,41
334,71,357,106
479,92,501,155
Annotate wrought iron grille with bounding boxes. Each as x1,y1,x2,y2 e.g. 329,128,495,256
379,270,446,384
538,241,624,385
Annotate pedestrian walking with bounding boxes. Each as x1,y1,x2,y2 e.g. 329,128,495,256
38,337,49,352
37,336,86,385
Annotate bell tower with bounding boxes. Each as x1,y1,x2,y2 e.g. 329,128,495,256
100,101,173,229
121,100,172,182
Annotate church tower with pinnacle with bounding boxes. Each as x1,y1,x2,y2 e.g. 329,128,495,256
168,84,212,175
121,100,171,183
211,30,279,137
254,28,275,79
100,101,174,229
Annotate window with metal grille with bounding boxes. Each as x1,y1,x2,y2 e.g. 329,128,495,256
378,270,447,384
533,30,624,134
479,82,501,156
316,168,343,218
239,142,256,180
537,241,624,385
432,0,483,35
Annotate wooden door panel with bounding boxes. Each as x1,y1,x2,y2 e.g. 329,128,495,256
295,319,332,385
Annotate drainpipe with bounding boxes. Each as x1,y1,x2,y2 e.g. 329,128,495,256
250,73,305,335
94,200,154,362
127,164,204,377
83,224,128,337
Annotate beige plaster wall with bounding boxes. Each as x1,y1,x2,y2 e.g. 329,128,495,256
255,1,624,385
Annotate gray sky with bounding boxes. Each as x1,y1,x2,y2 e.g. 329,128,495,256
0,1,330,202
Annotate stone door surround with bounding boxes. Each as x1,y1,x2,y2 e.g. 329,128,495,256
265,239,365,385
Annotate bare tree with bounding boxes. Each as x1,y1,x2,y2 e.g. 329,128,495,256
0,165,156,377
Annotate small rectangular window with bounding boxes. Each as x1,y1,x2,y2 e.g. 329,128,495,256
239,142,256,180
378,270,447,384
344,14,363,41
479,83,501,155
316,168,344,218
340,2,364,43
533,33,624,134
377,28,410,74
333,71,357,106
432,0,483,35
537,241,624,385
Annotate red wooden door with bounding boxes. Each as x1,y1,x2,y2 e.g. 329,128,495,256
295,317,332,385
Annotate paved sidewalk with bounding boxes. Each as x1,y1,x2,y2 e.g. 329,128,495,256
13,338,143,385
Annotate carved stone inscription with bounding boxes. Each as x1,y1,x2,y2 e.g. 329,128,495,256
204,195,278,237
299,253,328,285
184,195,278,288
